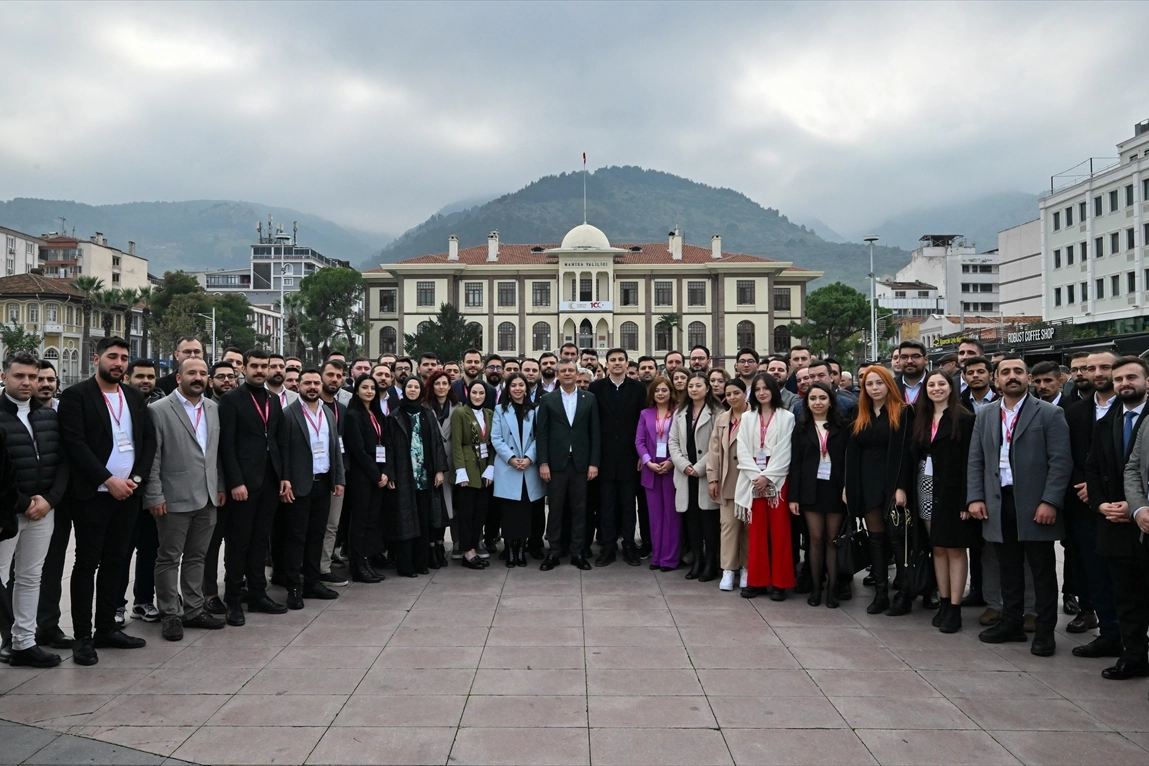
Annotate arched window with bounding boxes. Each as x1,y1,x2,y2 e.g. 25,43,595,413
379,326,397,355
736,320,755,350
417,321,431,335
532,322,551,352
472,325,483,351
578,319,593,349
655,325,671,351
773,325,791,352
43,348,58,360
687,321,706,350
498,322,516,352
620,321,639,351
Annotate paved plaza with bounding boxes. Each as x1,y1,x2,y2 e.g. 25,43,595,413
2,558,1148,765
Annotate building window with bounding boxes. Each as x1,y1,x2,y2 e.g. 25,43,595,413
1129,271,1137,294
579,278,593,302
1065,207,1073,227
497,322,516,352
1053,249,1061,269
416,281,435,307
1079,201,1087,221
532,321,550,351
465,282,483,308
46,304,58,323
65,306,73,325
532,282,550,307
773,287,791,311
112,273,121,284
895,291,906,298
379,327,397,354
1081,282,1088,301
379,288,396,314
735,280,756,306
736,320,755,350
619,282,639,307
1112,232,1121,254
28,304,38,323
654,281,673,306
1110,189,1119,212
1096,278,1104,300
687,281,706,307
1053,287,1062,307
472,325,483,351
687,321,706,349
498,282,516,307
773,325,790,352
6,304,17,322
1094,196,1103,217
1096,236,1105,258
1128,228,1136,251
655,325,671,352
578,319,593,348
1081,241,1088,261
620,321,639,351
1066,245,1074,265
1127,184,1135,207
1112,275,1121,296
1052,211,1060,231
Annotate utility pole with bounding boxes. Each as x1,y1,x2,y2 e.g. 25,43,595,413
864,236,879,360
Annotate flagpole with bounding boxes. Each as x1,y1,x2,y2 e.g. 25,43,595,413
582,152,587,224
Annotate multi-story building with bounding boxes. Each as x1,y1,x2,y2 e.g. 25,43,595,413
886,234,999,316
996,219,1042,317
1041,119,1149,326
363,224,821,363
0,271,88,384
38,232,150,291
1,226,45,277
875,280,941,318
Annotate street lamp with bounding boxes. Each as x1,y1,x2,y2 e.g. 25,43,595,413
864,235,879,361
193,308,217,365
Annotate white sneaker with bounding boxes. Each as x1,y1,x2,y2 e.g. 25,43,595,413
719,570,736,591
739,569,749,589
131,603,160,623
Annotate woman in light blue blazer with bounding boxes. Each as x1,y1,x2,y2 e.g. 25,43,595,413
491,373,544,568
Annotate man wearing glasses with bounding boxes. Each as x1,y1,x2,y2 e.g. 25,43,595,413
156,336,204,396
689,345,711,373
208,361,237,401
734,348,758,389
895,340,928,405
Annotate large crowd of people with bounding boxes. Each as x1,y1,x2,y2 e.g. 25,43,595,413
2,334,1149,699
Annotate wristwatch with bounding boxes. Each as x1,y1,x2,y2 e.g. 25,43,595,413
131,475,143,484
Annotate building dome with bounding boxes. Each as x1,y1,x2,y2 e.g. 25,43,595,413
560,223,611,250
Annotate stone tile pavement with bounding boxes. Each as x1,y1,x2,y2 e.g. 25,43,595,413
2,559,1148,765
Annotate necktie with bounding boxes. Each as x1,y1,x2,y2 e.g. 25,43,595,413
1124,411,1138,457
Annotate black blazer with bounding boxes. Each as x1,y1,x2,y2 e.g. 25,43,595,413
218,384,286,491
536,387,601,472
1085,404,1148,558
58,376,156,500
788,416,848,506
280,399,346,496
344,405,388,485
588,376,645,479
1064,397,1102,519
907,409,975,520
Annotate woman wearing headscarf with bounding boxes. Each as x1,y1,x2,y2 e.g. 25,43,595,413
451,380,495,569
425,370,459,566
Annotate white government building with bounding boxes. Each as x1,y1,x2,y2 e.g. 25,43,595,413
364,223,821,363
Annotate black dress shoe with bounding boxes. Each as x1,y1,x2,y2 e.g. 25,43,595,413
540,554,559,572
685,560,703,580
462,556,485,570
9,645,62,668
622,546,640,566
248,596,288,614
161,615,184,642
826,591,840,609
807,589,822,607
886,593,913,617
571,556,592,571
1072,637,1123,658
649,563,660,571
960,590,987,608
979,622,1028,644
769,588,787,601
35,626,75,650
352,561,383,583
286,590,305,610
1102,659,1149,680
93,629,146,649
303,583,339,600
204,596,227,616
1063,594,1082,615
226,606,246,627
0,640,10,664
740,586,763,599
1067,611,1099,634
182,613,226,630
72,637,98,666
660,566,675,572
1031,633,1056,657
594,547,616,567
862,572,876,587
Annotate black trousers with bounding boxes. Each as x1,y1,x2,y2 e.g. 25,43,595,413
528,498,546,551
599,476,638,550
393,488,431,576
346,484,382,561
455,485,490,552
483,496,501,544
685,498,721,564
1108,544,1149,664
1066,509,1118,639
282,474,332,589
224,466,279,606
203,504,229,597
996,488,1058,635
71,493,140,639
117,507,159,608
547,459,587,554
36,501,72,632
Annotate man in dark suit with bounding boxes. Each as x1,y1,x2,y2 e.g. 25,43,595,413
155,336,204,396
1086,355,1149,678
959,356,997,415
894,340,928,405
218,348,288,626
1062,351,1120,643
588,348,645,567
536,359,601,571
60,337,156,665
279,369,346,609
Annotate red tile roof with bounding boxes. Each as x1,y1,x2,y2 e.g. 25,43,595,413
0,272,85,297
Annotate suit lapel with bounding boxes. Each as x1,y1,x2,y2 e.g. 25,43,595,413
1009,395,1038,445
89,379,114,440
170,395,199,442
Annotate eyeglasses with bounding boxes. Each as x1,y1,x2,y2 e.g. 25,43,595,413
902,353,924,360
213,374,237,381
487,365,503,371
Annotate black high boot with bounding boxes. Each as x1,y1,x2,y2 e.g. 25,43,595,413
515,541,528,567
866,533,890,615
940,602,963,634
506,542,517,568
698,552,719,583
933,597,951,628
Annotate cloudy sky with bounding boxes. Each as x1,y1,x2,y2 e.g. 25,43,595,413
2,1,1147,240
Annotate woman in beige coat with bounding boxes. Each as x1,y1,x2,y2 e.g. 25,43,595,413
670,373,721,581
707,378,750,592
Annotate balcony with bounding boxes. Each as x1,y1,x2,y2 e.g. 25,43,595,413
42,323,62,334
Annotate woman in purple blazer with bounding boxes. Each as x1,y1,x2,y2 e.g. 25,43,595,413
636,376,679,571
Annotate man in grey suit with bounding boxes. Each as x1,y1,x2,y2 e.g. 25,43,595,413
969,354,1072,656
279,369,346,609
144,358,227,642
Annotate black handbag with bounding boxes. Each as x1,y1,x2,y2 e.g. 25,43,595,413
835,515,870,575
905,512,935,597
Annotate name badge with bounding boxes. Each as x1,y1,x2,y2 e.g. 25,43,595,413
817,461,831,480
339,437,345,454
312,441,326,459
756,450,768,470
998,444,1010,469
116,431,134,453
375,445,386,463
924,456,934,477
656,442,668,459
479,443,489,459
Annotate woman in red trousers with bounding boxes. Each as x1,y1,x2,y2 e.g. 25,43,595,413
736,373,797,600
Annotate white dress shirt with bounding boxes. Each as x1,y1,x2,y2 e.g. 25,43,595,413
174,390,208,454
302,402,331,475
100,387,135,491
561,387,578,426
999,399,1022,487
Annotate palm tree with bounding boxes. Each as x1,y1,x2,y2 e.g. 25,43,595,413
657,312,682,352
95,289,122,337
136,286,153,359
119,287,141,355
71,276,104,377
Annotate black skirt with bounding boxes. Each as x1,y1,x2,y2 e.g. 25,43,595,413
804,478,846,515
500,485,532,540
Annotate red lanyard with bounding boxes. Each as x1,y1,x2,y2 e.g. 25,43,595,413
655,409,670,442
758,410,775,450
278,391,287,408
302,404,324,438
102,389,124,429
476,412,486,440
189,403,203,434
249,391,269,431
930,418,940,443
368,412,382,442
816,422,829,458
1001,404,1020,445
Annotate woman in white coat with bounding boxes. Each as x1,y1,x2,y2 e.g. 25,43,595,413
491,373,545,568
735,372,797,600
670,373,721,582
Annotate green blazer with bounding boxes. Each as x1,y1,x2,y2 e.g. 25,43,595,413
536,387,601,472
451,406,493,486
